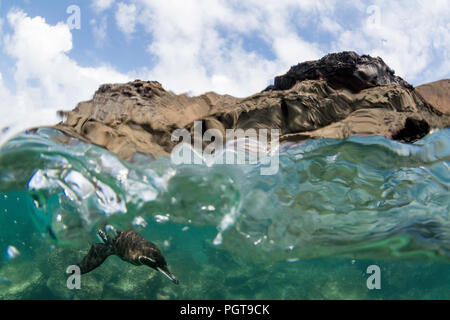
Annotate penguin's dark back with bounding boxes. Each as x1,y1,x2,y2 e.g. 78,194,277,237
113,229,162,263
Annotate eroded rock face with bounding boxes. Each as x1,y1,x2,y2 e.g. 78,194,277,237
415,79,450,115
56,80,241,160
54,52,449,160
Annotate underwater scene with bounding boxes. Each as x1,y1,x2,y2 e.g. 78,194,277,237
0,128,449,300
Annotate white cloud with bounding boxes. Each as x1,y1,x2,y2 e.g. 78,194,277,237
273,35,323,66
91,17,108,47
111,0,447,96
92,0,115,13
117,0,332,97
319,15,343,35
332,0,450,84
115,2,137,35
0,9,131,145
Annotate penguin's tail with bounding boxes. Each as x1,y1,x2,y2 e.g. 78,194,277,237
77,243,115,275
75,225,120,274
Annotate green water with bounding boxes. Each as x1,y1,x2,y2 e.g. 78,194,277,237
0,128,449,299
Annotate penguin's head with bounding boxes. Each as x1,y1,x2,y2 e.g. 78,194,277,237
138,252,179,285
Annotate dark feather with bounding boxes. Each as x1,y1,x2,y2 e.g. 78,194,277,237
77,243,114,274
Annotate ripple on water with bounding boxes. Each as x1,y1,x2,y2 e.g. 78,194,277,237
0,128,449,263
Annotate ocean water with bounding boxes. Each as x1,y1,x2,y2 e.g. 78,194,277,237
0,128,449,299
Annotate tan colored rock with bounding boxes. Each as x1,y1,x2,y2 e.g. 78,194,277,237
282,109,441,142
415,79,450,115
54,78,447,160
52,52,449,160
55,80,241,160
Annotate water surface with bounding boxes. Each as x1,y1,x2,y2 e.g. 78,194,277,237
0,128,449,299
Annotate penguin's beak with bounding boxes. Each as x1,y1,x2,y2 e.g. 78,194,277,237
157,266,179,285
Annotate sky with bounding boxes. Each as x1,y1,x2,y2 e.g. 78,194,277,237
0,0,449,142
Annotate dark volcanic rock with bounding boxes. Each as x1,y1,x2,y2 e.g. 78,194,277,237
52,52,449,160
267,51,413,93
392,118,431,143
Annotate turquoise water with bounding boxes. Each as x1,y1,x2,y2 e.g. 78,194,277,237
0,128,449,299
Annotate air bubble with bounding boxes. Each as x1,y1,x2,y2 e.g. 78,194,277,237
132,216,147,228
6,246,20,260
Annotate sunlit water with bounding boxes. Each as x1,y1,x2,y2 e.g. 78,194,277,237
0,128,449,299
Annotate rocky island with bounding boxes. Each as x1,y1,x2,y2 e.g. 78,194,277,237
53,51,449,160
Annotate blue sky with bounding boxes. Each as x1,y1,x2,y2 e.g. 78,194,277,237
0,1,152,85
0,0,449,139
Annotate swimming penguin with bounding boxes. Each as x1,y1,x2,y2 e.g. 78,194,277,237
76,227,179,284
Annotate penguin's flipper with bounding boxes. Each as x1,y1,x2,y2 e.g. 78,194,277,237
98,225,119,244
98,229,109,244
77,243,113,275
